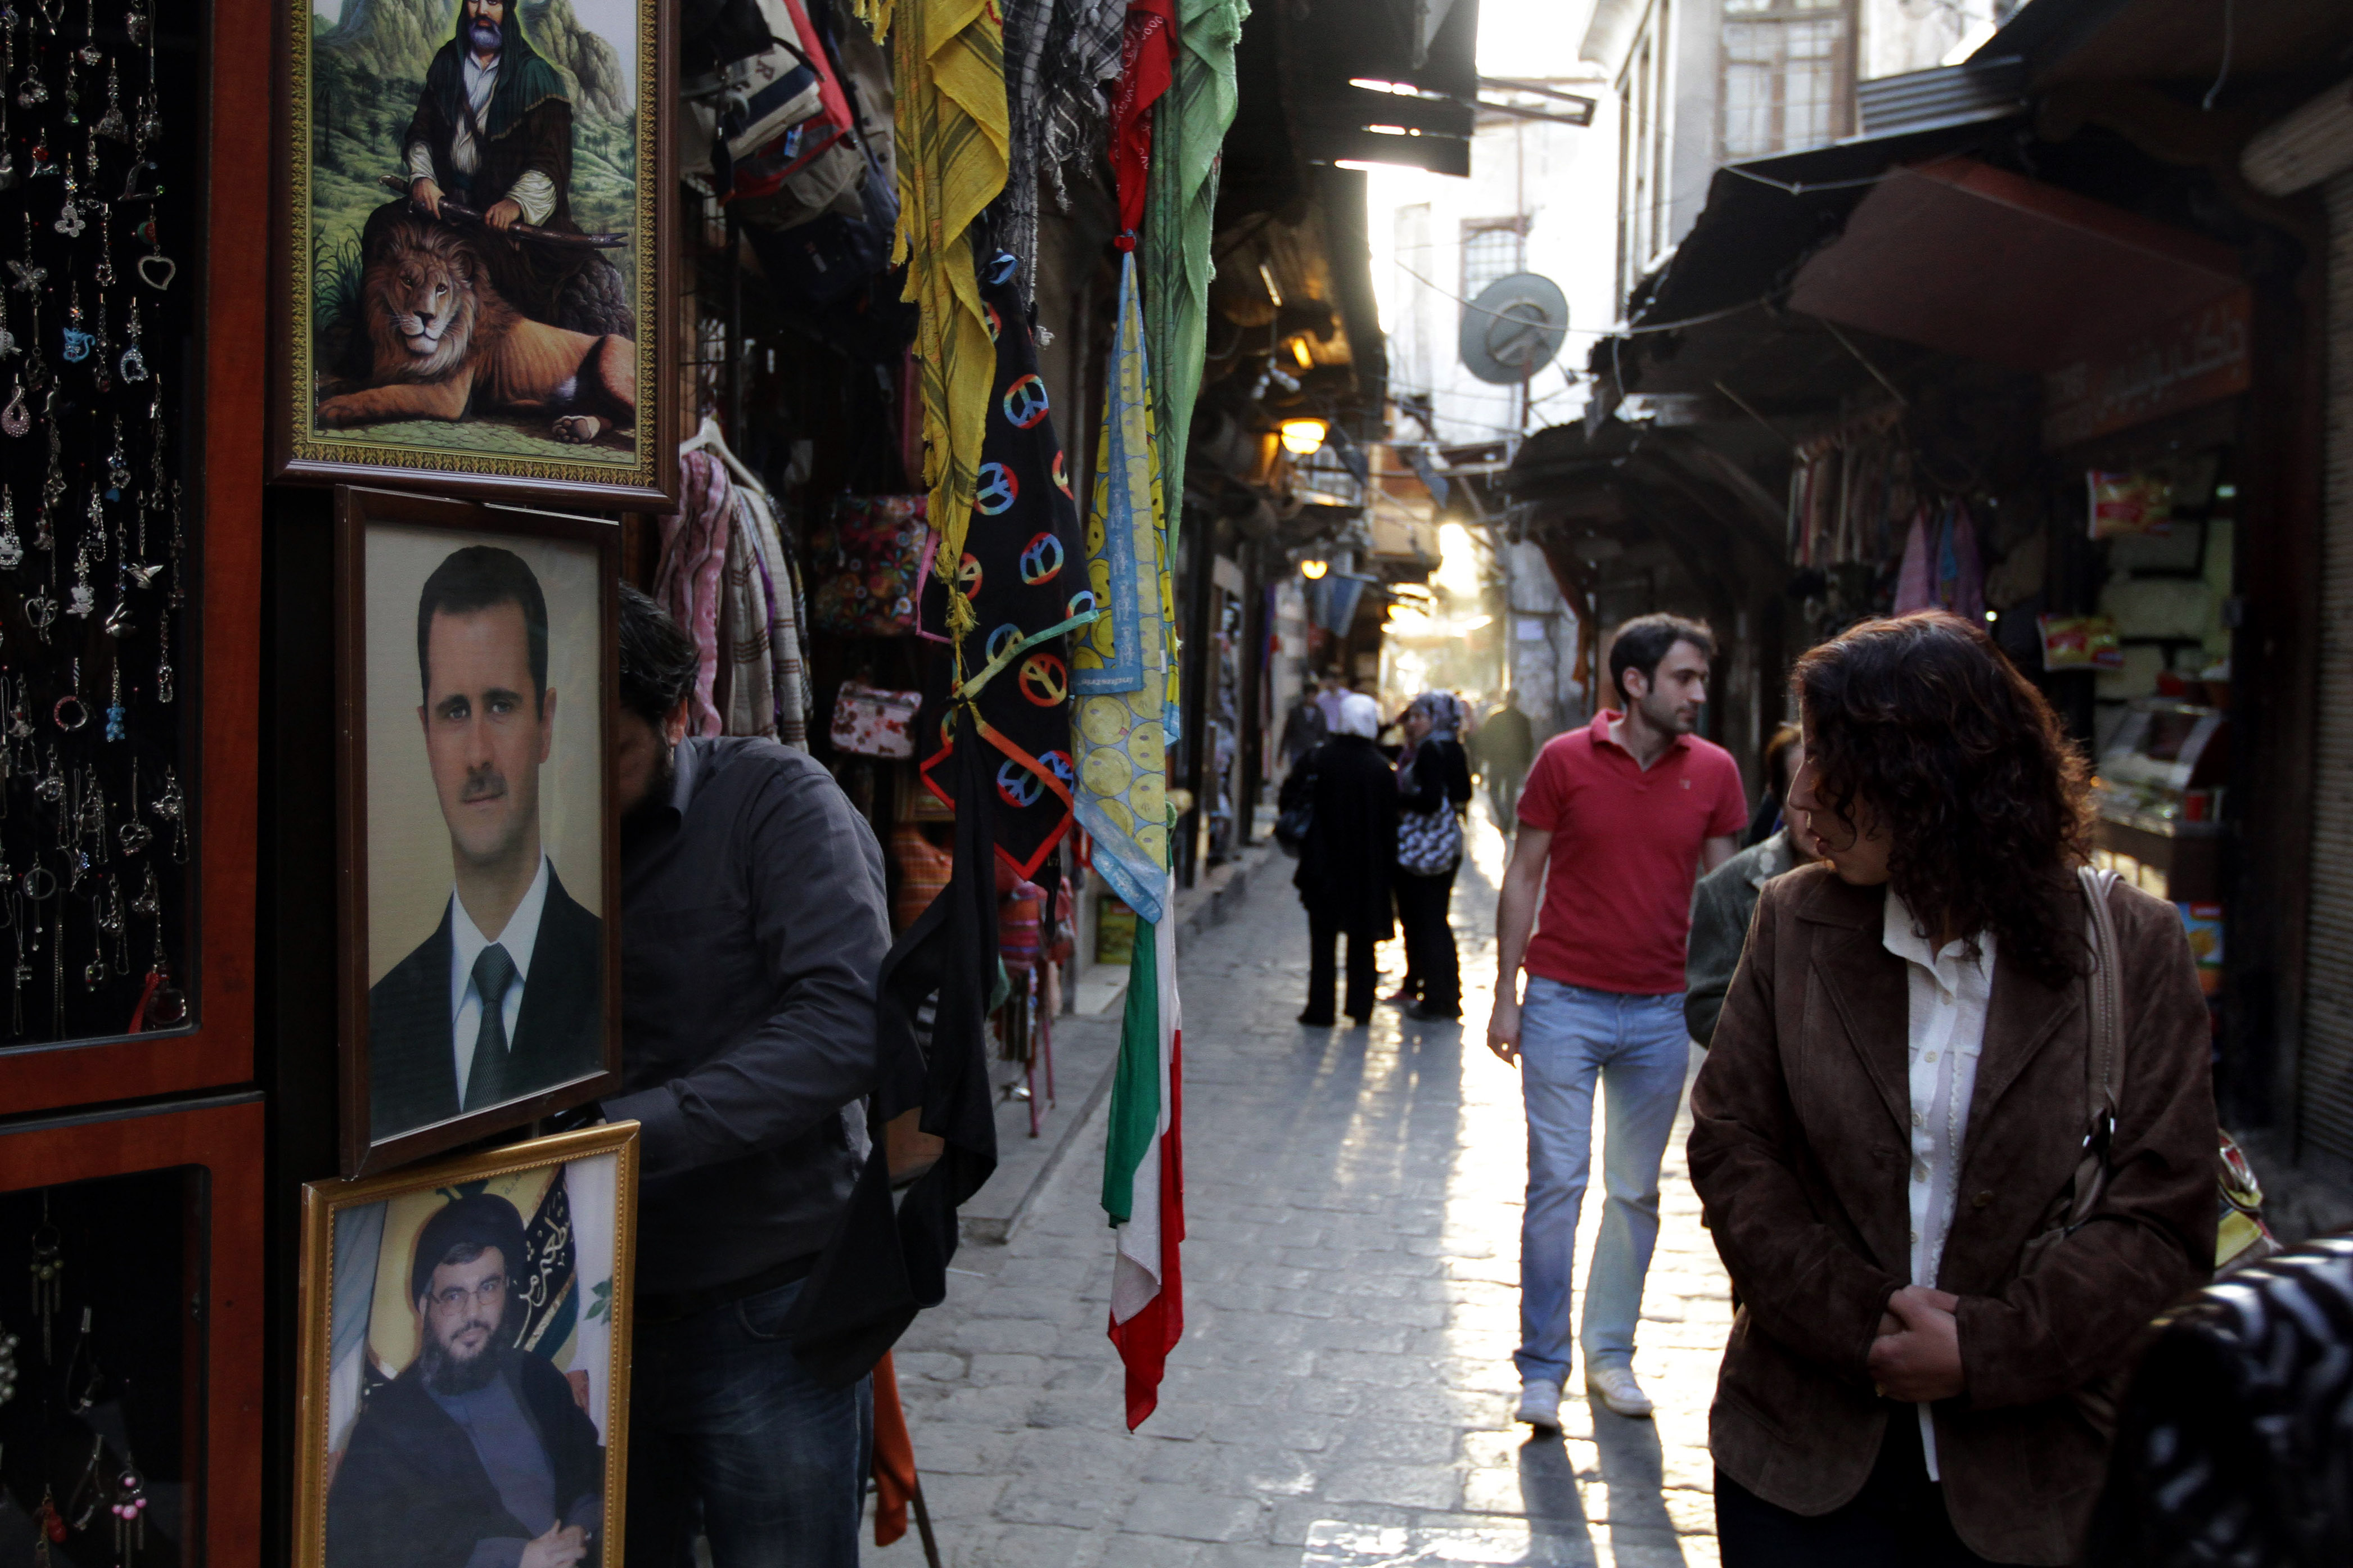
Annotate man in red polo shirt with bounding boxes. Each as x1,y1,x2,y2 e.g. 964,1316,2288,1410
1488,613,1747,1428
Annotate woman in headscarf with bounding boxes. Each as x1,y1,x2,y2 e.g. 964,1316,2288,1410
1278,693,1397,1025
1391,692,1474,1020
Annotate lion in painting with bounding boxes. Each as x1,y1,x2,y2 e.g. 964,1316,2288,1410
315,219,634,445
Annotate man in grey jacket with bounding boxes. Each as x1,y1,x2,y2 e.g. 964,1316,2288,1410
603,586,890,1568
1684,739,1814,1044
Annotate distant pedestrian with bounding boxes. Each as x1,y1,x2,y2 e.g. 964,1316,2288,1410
1391,692,1474,1020
1278,685,1327,775
1281,693,1398,1026
1745,722,1803,847
1690,612,2215,1567
1489,613,1748,1427
1473,689,1535,835
1312,670,1349,733
1686,732,1816,1046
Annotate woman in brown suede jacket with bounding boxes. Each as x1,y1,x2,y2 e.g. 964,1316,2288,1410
1689,613,2215,1566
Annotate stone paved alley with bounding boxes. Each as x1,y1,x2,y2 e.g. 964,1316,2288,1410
872,808,1733,1567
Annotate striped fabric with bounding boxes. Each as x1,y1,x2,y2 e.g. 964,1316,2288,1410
1039,0,1126,209
882,0,1009,642
1000,0,1054,303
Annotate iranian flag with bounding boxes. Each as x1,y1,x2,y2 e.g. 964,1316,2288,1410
1103,880,1184,1429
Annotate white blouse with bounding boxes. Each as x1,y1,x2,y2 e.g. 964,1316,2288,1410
1883,890,1996,1481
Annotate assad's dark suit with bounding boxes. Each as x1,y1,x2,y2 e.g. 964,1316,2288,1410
368,866,604,1141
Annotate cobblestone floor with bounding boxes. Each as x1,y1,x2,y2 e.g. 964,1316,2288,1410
872,807,1733,1567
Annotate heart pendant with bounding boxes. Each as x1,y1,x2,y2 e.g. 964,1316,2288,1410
134,254,172,292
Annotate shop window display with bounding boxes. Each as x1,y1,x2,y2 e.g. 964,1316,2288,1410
0,1168,197,1567
0,0,203,1050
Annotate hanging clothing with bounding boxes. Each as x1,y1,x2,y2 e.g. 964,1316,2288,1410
1892,503,1985,622
877,0,1008,631
1069,250,1175,924
1107,0,1174,236
1143,0,1248,522
657,451,733,738
916,250,1090,882
736,483,813,748
717,512,777,740
998,0,1054,303
1038,0,1125,209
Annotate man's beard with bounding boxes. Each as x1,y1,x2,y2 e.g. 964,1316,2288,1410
468,17,502,51
420,1324,506,1395
620,742,677,842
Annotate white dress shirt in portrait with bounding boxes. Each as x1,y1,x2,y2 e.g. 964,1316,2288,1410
1882,889,1995,1483
447,854,551,1103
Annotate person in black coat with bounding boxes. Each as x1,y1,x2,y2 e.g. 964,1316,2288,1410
1391,693,1474,1019
1281,693,1397,1025
326,1195,605,1568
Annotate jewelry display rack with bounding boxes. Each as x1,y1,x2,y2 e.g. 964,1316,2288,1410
0,0,262,1117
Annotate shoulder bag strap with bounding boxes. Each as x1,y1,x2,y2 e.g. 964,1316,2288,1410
2063,865,2125,1231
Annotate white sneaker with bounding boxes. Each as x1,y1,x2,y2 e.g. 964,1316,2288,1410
1514,1378,1563,1429
1586,1365,1655,1418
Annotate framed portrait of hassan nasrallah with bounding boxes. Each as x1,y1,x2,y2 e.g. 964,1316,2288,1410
296,1122,640,1568
336,486,620,1176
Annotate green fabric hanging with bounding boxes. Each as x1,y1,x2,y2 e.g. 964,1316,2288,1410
1142,0,1250,557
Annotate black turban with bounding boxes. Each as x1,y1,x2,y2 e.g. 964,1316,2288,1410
409,1192,527,1305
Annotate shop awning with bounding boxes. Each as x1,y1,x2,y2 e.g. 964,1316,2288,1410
1784,156,2242,372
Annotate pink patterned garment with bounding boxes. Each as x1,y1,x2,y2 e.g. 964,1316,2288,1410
657,451,733,738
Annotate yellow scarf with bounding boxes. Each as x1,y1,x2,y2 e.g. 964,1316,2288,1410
854,0,1007,644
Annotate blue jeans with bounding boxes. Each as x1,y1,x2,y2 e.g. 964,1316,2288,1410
1515,977,1691,1384
625,1278,874,1568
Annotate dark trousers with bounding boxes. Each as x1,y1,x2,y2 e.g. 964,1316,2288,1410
1306,914,1379,1022
1394,862,1462,1014
627,1278,874,1568
1716,1415,2000,1567
1487,767,1525,834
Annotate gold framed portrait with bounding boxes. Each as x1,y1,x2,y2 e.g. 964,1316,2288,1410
294,1122,640,1568
276,0,677,507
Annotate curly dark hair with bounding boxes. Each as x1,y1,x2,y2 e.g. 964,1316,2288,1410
1793,612,2094,989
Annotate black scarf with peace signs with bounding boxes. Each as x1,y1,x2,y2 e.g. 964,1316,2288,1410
917,252,1092,882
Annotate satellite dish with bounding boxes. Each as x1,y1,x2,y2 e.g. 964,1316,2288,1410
1459,272,1569,385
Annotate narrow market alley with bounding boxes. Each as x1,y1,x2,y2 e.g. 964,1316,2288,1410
875,808,1732,1568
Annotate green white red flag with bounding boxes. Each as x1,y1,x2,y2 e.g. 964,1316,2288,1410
1102,876,1183,1427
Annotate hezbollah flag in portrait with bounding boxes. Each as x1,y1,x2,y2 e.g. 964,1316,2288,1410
918,251,1093,880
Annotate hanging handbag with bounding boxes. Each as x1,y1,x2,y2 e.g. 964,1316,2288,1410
807,495,928,636
1395,752,1464,875
2023,867,2283,1279
1274,760,1317,857
830,681,921,759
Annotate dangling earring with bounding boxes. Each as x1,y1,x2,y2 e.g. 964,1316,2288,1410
28,1196,60,1356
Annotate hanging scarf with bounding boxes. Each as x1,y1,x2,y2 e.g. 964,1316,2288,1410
998,0,1054,303
870,0,1008,641
917,251,1093,880
1108,0,1174,236
717,508,777,739
1038,0,1126,210
1070,253,1175,921
1142,0,1246,536
656,452,732,738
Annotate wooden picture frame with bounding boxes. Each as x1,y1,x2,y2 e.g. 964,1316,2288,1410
335,486,621,1177
0,0,265,1119
0,1093,268,1567
272,0,678,510
294,1122,639,1568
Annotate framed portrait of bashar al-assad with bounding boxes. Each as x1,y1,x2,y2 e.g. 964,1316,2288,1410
275,0,677,509
296,1122,639,1568
336,487,621,1177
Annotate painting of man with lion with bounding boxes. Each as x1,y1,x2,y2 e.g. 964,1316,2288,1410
299,0,651,472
